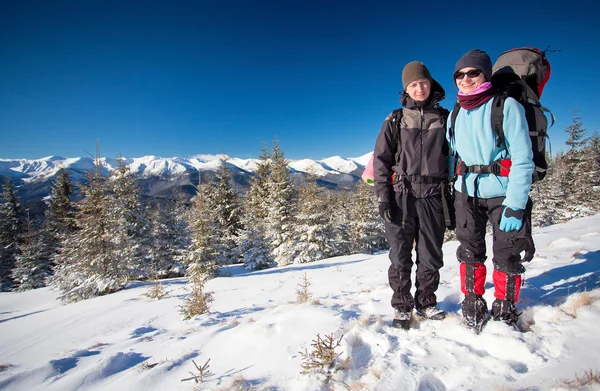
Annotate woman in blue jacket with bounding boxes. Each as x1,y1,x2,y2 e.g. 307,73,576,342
447,49,535,331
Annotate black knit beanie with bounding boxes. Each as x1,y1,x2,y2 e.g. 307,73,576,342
454,49,492,81
402,61,432,89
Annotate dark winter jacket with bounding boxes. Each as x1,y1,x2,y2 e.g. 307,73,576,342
373,79,449,203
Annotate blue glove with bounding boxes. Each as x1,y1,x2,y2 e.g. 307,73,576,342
499,207,524,232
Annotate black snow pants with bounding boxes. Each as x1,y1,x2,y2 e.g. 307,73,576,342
384,191,445,312
454,191,535,302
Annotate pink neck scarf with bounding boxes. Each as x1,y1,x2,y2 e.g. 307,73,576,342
457,82,495,110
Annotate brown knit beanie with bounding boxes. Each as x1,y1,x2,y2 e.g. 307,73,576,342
402,61,432,89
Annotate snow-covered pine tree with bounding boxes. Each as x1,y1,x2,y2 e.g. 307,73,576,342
323,189,353,256
212,159,243,236
589,131,600,166
562,112,591,218
293,167,336,263
105,159,151,279
209,159,243,265
345,180,387,254
245,146,271,222
565,112,589,153
235,223,274,270
45,168,75,239
582,130,600,211
185,182,220,280
44,168,75,267
0,178,25,291
530,154,563,227
237,147,274,270
547,151,572,223
12,214,51,291
52,158,128,302
147,193,190,278
180,263,214,320
181,181,220,318
265,140,298,266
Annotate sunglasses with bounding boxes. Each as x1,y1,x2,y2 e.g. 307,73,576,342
454,69,483,80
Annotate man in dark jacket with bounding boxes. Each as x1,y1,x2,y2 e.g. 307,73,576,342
373,61,450,329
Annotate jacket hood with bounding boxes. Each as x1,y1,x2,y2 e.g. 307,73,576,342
400,78,446,108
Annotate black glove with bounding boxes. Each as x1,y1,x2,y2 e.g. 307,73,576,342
522,237,536,263
511,236,535,263
378,202,394,223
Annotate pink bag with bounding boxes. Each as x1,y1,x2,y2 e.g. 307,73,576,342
361,154,375,186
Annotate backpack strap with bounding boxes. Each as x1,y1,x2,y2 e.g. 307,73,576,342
491,95,507,151
389,108,407,226
438,106,451,158
449,101,461,145
390,108,403,153
449,101,461,181
539,104,555,128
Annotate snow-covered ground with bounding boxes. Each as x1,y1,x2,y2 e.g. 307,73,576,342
1,214,600,391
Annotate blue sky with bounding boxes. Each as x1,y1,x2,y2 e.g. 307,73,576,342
1,0,598,160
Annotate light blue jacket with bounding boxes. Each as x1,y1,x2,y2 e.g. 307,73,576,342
447,97,533,210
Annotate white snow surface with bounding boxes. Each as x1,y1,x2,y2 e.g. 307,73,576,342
0,153,372,182
318,156,361,174
2,215,600,390
289,159,334,176
350,152,373,168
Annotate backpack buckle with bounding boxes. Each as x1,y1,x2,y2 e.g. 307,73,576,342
497,159,512,176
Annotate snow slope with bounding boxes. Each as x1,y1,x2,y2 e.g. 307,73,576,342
1,215,600,390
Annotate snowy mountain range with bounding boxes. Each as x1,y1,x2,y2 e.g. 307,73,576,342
0,153,373,202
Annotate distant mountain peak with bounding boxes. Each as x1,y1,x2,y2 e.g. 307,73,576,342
0,152,373,202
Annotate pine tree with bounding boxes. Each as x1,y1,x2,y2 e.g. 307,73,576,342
245,145,272,222
565,111,589,154
44,169,75,268
345,180,387,254
531,155,564,226
324,189,353,256
45,169,75,239
581,130,600,212
563,112,591,217
0,178,25,291
52,158,127,302
237,146,274,270
147,194,189,278
12,213,51,291
235,222,274,270
185,182,220,280
265,140,297,266
293,168,336,263
105,159,151,279
590,131,600,165
180,264,214,320
210,159,243,265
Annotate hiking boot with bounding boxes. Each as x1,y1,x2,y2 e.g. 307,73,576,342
416,306,446,320
492,299,521,326
461,294,490,334
392,309,413,330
